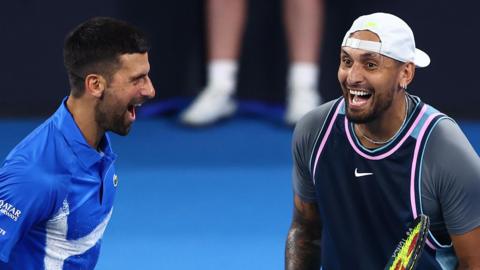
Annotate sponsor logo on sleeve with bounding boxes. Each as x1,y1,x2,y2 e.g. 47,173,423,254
0,199,22,221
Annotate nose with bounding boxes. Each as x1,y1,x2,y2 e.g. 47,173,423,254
346,63,365,86
140,76,155,99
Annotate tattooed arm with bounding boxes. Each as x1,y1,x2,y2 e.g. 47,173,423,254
285,194,322,270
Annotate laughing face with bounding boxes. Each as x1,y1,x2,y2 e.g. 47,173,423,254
95,53,155,135
338,31,404,124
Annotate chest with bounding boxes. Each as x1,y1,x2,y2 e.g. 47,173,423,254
315,129,417,215
44,160,117,240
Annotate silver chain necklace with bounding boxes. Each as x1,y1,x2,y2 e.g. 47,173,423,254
356,95,409,145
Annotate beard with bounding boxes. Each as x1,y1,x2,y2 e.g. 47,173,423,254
95,90,132,136
344,88,394,124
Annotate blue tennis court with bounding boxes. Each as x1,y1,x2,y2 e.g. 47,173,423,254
1,117,479,269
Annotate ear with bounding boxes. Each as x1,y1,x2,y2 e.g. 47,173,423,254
399,62,415,89
84,74,106,98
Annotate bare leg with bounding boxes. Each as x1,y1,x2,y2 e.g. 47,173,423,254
181,0,247,126
207,0,247,60
284,0,325,125
284,0,323,63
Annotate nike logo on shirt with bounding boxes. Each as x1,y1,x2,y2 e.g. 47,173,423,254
354,168,373,178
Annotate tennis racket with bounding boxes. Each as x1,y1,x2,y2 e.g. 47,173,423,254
384,214,430,270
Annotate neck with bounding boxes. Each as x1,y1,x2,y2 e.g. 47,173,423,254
66,95,104,149
355,93,408,148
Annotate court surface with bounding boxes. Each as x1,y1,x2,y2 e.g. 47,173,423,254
0,117,479,269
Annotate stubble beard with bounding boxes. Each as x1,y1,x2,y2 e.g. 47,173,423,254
344,88,394,124
95,91,131,136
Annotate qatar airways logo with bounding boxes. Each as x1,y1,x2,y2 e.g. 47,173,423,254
0,199,22,221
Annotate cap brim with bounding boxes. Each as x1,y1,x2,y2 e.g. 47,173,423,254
415,49,430,68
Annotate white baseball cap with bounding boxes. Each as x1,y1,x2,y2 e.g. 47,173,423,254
342,12,430,68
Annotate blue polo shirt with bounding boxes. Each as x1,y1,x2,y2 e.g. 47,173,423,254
0,97,118,269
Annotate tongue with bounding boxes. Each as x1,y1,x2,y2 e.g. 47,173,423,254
352,95,368,106
129,106,136,120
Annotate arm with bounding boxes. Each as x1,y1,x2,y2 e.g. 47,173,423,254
423,119,480,269
285,102,333,269
452,227,480,269
0,168,60,262
285,194,322,270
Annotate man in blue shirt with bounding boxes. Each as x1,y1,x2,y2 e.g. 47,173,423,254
0,17,155,269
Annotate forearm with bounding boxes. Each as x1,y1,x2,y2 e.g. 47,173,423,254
285,222,321,270
452,227,480,270
456,261,480,270
456,265,480,270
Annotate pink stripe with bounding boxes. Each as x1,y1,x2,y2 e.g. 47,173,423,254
425,239,436,250
312,99,344,182
345,105,428,160
410,112,441,250
410,113,441,216
410,113,441,218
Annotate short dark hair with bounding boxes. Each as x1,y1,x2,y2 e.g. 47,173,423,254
63,17,150,97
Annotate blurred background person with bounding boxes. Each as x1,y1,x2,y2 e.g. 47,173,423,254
180,0,325,126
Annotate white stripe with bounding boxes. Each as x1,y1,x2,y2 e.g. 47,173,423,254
343,38,382,53
44,200,113,270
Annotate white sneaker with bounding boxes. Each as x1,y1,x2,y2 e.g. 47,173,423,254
180,86,237,126
285,86,322,125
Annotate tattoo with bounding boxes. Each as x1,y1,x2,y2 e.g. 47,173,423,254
285,196,322,270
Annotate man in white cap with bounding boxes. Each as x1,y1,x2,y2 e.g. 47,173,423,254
285,12,480,269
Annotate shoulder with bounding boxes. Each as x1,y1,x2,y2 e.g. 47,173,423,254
292,99,340,173
423,117,478,178
3,116,72,170
2,120,71,196
0,164,68,198
290,100,340,203
424,118,475,159
293,98,339,146
422,118,480,234
4,117,60,162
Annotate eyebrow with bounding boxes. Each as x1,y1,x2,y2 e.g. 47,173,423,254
340,49,350,57
361,52,381,59
130,72,148,82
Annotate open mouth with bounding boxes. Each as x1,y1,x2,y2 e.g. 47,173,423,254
349,89,372,108
127,103,142,120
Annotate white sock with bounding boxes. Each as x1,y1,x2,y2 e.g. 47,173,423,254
288,62,319,90
207,60,238,95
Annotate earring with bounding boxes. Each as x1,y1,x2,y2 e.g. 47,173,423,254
401,83,408,90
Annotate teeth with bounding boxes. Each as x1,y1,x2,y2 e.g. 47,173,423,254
349,89,370,96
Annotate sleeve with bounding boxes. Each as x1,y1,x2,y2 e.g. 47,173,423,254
0,166,62,262
422,119,480,235
292,101,336,202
